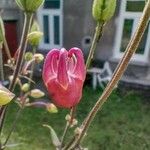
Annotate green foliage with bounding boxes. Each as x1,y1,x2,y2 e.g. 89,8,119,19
3,87,150,150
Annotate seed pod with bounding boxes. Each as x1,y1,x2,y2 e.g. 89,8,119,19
15,0,44,12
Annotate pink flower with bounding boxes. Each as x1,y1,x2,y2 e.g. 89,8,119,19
42,48,86,108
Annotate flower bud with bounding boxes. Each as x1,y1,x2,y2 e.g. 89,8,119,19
0,16,5,43
24,52,33,61
15,0,44,12
43,48,86,108
72,119,78,126
0,84,15,106
92,0,116,22
21,83,30,92
30,21,40,32
74,127,82,135
65,114,71,122
7,58,15,66
9,75,20,84
34,53,44,63
27,31,43,46
46,103,58,113
30,89,45,98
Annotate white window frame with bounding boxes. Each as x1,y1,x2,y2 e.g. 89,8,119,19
37,0,63,50
113,0,150,62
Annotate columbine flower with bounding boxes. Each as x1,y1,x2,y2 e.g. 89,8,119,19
42,48,86,108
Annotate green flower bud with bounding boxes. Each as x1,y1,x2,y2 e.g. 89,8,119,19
92,0,116,22
15,0,44,12
27,31,43,46
24,52,33,61
30,89,45,98
30,21,40,32
0,85,15,106
46,103,58,113
0,16,5,44
21,83,30,92
74,127,82,135
34,53,44,63
65,114,71,122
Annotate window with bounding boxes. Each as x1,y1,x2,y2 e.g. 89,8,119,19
44,0,60,9
37,0,63,50
113,0,150,62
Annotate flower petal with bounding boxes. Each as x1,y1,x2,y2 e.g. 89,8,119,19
57,48,69,89
42,49,59,85
69,47,86,81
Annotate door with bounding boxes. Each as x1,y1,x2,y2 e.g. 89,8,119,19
3,21,18,61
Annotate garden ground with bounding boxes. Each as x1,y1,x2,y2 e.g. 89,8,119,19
3,86,150,150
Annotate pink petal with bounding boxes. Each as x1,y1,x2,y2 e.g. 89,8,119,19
69,47,86,81
57,48,69,89
42,49,59,85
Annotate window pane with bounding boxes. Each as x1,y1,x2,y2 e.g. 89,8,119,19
44,0,60,9
136,23,149,54
120,19,133,52
126,1,145,12
43,15,50,43
54,16,60,45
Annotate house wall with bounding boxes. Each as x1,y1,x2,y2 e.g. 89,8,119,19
0,0,23,48
64,0,150,86
63,0,121,61
63,0,94,57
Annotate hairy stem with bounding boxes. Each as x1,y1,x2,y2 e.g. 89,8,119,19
65,1,150,149
86,22,105,69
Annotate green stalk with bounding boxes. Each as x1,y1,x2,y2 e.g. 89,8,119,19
0,44,4,81
64,1,150,149
86,22,104,69
9,12,33,91
60,107,76,148
3,37,12,61
0,12,33,149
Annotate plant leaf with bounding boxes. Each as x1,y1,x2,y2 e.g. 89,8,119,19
43,124,61,148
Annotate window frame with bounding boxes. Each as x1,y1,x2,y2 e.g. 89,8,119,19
113,0,150,62
37,0,63,50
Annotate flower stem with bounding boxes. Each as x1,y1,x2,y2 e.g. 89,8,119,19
86,21,105,69
9,12,33,91
61,107,76,148
3,36,12,61
0,12,33,149
65,1,150,149
0,44,4,81
28,46,36,87
1,108,23,150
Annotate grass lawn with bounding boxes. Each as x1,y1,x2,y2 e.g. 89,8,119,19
3,86,150,150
